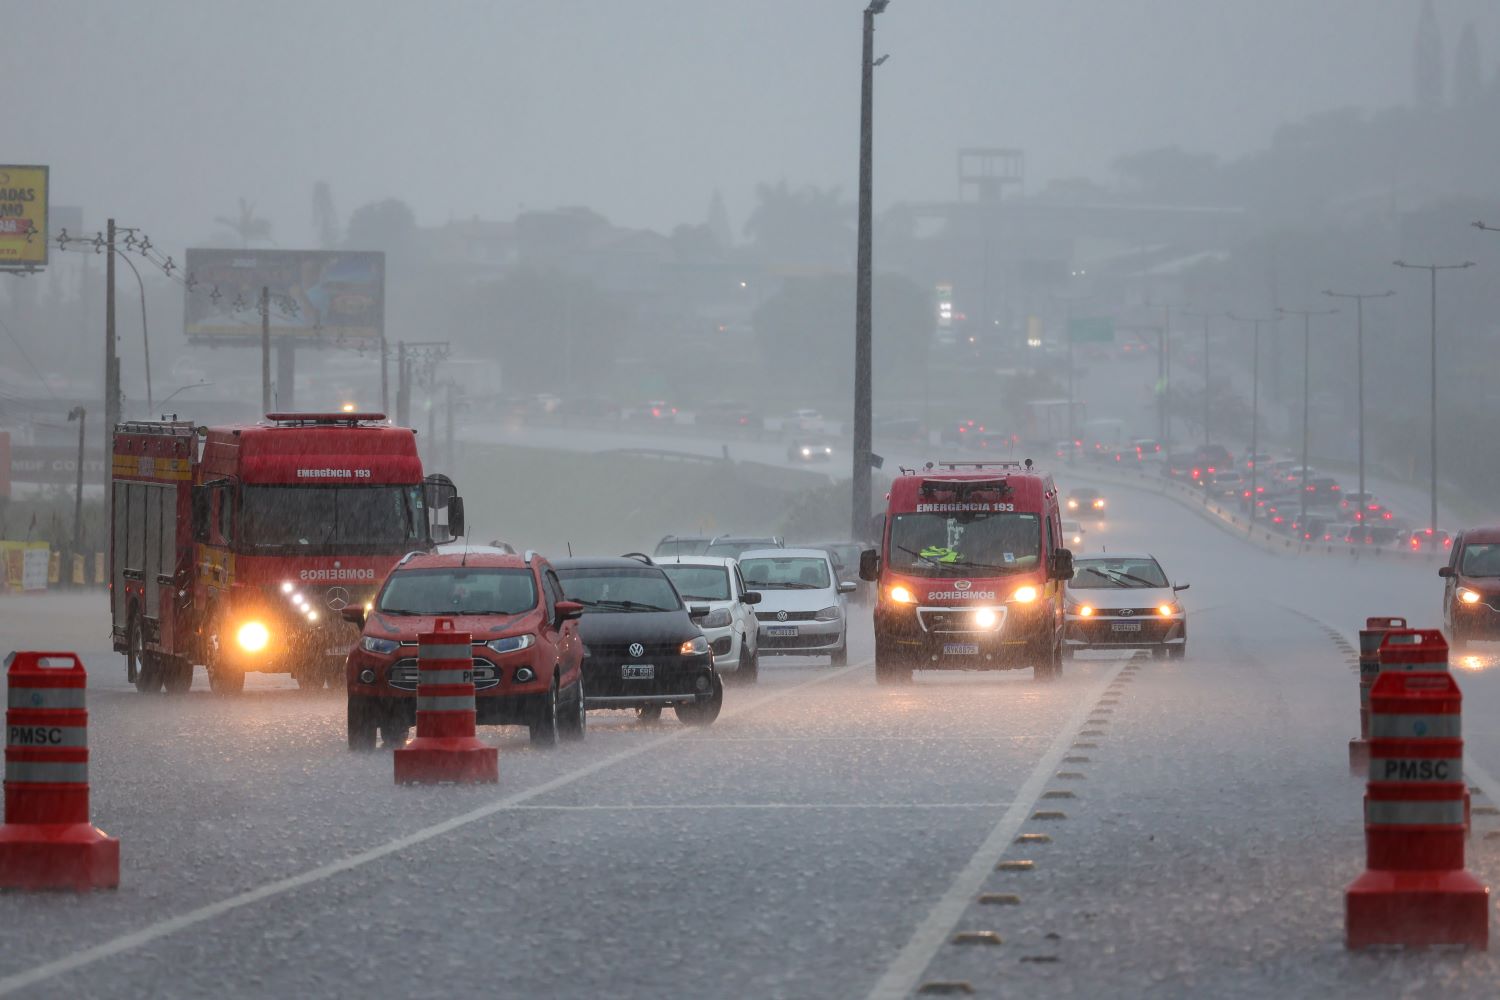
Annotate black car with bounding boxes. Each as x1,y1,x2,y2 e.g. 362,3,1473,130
553,556,722,725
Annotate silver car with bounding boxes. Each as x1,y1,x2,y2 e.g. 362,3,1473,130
660,556,762,683
1063,553,1188,659
739,548,855,666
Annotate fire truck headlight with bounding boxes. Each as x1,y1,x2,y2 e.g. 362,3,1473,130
281,581,295,594
973,607,999,629
306,610,319,623
236,621,271,653
1011,585,1038,604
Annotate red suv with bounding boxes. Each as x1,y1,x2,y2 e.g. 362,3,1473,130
1440,529,1500,649
344,551,586,750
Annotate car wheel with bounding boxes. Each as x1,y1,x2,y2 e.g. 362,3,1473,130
829,644,848,667
636,705,664,724
129,614,164,694
737,643,759,685
874,638,911,685
347,695,378,752
1033,635,1062,682
559,677,587,742
162,656,193,694
380,704,410,749
1062,645,1076,660
1151,646,1169,659
1168,645,1187,660
674,673,724,726
529,675,561,747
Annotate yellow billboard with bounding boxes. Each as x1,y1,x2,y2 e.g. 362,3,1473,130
0,165,48,268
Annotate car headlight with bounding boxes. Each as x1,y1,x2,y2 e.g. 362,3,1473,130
1157,603,1180,616
487,633,537,654
1067,499,1079,509
699,608,732,629
1074,604,1094,617
800,447,812,456
813,605,842,622
1011,585,1038,604
680,635,711,656
361,635,400,655
1459,588,1483,605
888,585,915,604
1092,498,1106,509
1071,534,1082,545
236,621,270,653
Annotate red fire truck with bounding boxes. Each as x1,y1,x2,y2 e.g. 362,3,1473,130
858,459,1073,684
110,412,464,694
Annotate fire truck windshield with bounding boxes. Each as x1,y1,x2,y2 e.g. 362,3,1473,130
240,484,426,553
888,512,1041,577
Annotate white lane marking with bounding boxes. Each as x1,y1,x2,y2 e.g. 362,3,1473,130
865,659,1129,1000
505,802,1012,811
0,659,870,997
686,736,1035,744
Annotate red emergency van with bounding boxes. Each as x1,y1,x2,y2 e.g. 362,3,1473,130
110,413,463,695
859,460,1074,684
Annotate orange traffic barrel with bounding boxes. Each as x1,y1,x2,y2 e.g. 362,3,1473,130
393,620,498,785
1350,616,1408,776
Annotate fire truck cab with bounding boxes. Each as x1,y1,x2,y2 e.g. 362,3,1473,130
859,460,1073,684
110,413,463,694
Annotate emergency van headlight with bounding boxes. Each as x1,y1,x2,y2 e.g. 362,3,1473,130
361,635,400,655
1011,585,1039,604
1459,588,1482,605
888,585,915,605
680,635,711,656
486,634,536,654
973,607,999,629
236,621,270,653
813,605,842,622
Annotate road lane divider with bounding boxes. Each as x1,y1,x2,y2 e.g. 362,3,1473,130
0,657,872,997
0,651,118,891
1350,617,1410,776
868,654,1129,1000
1346,638,1489,951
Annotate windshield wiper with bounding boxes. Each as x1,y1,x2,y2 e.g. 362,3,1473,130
577,598,674,612
1099,570,1161,588
762,582,819,589
377,608,423,616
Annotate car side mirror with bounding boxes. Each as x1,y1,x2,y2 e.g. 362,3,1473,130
447,496,465,539
688,604,711,620
838,581,857,594
858,548,880,582
1438,566,1455,578
742,591,762,605
1052,548,1075,581
555,599,584,622
1173,583,1190,592
340,606,366,626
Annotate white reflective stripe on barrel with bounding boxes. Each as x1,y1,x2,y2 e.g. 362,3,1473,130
6,723,87,748
418,643,471,661
1369,757,1463,783
1366,799,1466,826
7,687,86,710
416,695,476,712
1369,714,1460,739
415,668,473,686
4,759,89,783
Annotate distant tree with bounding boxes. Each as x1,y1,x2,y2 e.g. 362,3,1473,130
344,198,417,254
743,180,853,272
1111,147,1221,203
213,198,273,248
706,189,733,249
311,181,340,249
1414,0,1443,110
1454,21,1482,107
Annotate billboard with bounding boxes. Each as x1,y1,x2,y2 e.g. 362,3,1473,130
183,249,384,344
0,165,48,269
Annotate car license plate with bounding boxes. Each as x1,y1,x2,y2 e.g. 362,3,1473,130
1111,622,1142,632
943,643,980,655
767,626,798,637
622,664,655,679
324,645,350,656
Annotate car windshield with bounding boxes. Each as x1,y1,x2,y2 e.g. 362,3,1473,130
705,540,775,557
241,485,425,553
1070,558,1170,589
661,564,731,601
1460,544,1500,577
887,512,1041,577
556,567,682,612
378,567,536,615
739,556,831,590
654,538,711,557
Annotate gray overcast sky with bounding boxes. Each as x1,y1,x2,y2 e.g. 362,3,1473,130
12,0,1500,248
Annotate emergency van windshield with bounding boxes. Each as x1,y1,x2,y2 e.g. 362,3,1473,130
241,484,426,553
888,512,1041,577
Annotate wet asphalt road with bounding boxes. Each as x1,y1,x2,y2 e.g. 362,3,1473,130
6,482,1500,998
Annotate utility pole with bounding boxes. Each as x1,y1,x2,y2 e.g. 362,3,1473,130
851,0,889,542
1394,259,1475,533
260,286,272,415
1145,299,1174,453
395,341,409,426
67,406,86,579
1323,289,1395,502
1278,305,1338,533
1052,291,1091,465
104,219,118,495
1229,314,1273,525
445,382,456,469
380,335,390,415
1180,309,1217,446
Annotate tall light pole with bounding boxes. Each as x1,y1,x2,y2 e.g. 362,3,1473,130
1277,305,1338,533
1144,299,1175,454
1322,289,1394,502
67,406,86,576
851,0,889,541
1052,291,1091,466
1394,259,1474,533
1180,309,1217,445
1229,313,1273,523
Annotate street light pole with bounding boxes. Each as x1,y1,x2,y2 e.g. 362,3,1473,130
851,0,888,542
1181,309,1217,445
67,406,86,578
1322,289,1395,502
1229,314,1273,525
1394,259,1474,533
1052,291,1090,466
1278,305,1338,534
